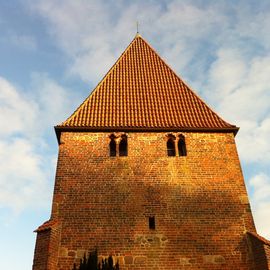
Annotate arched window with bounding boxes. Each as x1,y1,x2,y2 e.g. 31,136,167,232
167,138,176,156
109,136,116,157
119,135,128,156
178,135,187,156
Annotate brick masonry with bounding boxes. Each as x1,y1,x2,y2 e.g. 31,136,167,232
247,232,270,269
33,131,264,269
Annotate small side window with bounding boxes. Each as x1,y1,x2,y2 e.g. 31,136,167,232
119,135,128,156
167,138,176,156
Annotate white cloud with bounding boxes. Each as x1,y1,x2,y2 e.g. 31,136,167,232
0,74,79,138
26,0,125,83
0,77,38,138
205,50,270,165
206,48,247,102
0,138,50,213
26,0,230,83
0,75,79,215
24,0,270,87
220,55,270,123
235,5,270,51
69,47,116,82
30,73,81,129
249,173,270,238
0,77,49,213
236,118,270,164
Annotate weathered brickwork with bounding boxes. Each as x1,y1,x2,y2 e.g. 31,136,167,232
33,131,260,269
247,232,270,269
33,223,61,270
33,230,51,270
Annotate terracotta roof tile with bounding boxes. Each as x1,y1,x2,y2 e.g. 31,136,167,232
34,219,58,233
57,34,238,133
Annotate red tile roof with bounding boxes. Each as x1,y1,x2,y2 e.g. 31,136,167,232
34,219,58,233
56,34,238,135
247,231,270,246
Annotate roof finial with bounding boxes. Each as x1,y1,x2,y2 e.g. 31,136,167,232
136,21,140,37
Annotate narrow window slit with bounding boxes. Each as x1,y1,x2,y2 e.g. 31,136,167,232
149,216,155,230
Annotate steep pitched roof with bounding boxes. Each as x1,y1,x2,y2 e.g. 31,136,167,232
56,34,238,136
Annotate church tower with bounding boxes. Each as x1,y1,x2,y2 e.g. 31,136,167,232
33,34,270,269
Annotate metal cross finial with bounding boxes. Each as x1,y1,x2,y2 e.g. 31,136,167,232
136,21,139,34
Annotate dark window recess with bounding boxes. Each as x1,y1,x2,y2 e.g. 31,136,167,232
178,136,187,156
119,136,128,156
109,138,117,157
167,139,176,156
149,216,155,230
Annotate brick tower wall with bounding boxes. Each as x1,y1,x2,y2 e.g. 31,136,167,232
38,131,258,270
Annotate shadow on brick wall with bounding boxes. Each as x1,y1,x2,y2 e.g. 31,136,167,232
73,249,119,270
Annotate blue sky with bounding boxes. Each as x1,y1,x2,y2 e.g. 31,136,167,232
1,1,270,269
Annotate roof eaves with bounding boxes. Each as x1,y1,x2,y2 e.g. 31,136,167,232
247,231,270,246
34,219,58,233
55,125,239,144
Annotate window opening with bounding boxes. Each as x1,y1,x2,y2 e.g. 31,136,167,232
119,136,128,156
109,137,116,157
178,136,187,156
149,216,155,230
167,139,176,156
